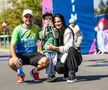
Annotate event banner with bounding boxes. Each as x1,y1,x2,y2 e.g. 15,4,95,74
42,0,52,14
52,0,95,54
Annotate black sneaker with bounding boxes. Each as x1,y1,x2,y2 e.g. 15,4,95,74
67,71,77,83
63,72,69,80
46,75,57,82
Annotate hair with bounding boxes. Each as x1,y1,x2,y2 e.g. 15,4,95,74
42,12,54,22
54,13,67,46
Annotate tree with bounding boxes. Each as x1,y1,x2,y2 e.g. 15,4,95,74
0,0,42,35
94,0,108,15
98,0,106,14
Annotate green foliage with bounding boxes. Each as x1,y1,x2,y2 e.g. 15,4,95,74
0,0,42,35
94,0,108,16
0,14,3,34
98,0,106,14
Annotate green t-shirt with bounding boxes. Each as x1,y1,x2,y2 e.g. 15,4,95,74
11,24,40,53
39,28,59,53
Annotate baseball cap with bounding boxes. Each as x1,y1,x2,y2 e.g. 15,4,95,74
69,18,76,23
22,9,33,16
42,12,53,19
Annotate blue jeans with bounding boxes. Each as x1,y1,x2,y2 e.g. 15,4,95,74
44,52,57,77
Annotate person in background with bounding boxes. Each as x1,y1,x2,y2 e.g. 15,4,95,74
69,18,83,51
95,0,108,53
8,9,49,83
39,12,59,82
95,14,108,54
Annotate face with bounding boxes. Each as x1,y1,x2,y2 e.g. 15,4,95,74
70,23,75,27
22,14,33,26
54,17,63,30
44,15,53,24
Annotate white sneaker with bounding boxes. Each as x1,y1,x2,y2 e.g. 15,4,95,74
67,72,77,83
67,78,77,83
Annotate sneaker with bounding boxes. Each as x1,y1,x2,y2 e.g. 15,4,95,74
63,72,69,80
17,67,25,83
17,75,24,83
67,77,77,83
30,69,41,82
67,72,77,83
46,75,57,82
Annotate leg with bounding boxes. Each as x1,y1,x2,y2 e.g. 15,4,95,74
8,58,18,72
8,58,25,83
36,57,49,71
29,52,49,82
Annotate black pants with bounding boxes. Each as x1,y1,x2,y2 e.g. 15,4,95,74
55,47,82,74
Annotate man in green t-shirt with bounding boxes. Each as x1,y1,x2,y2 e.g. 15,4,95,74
8,9,49,83
39,12,59,82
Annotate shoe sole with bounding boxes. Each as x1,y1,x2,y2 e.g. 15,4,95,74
67,79,77,83
17,75,25,83
46,77,57,82
63,77,68,81
30,71,41,82
17,80,24,83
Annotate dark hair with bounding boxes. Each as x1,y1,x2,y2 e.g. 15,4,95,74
54,13,67,46
42,12,53,21
54,13,66,27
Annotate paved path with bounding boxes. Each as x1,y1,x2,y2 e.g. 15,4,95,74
0,48,108,90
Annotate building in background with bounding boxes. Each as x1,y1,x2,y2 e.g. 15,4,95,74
0,0,13,13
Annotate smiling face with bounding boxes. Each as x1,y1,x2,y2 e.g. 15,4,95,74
44,15,53,24
70,22,75,27
54,17,63,30
22,14,33,27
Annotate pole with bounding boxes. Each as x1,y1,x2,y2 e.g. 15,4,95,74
3,32,6,48
3,0,6,48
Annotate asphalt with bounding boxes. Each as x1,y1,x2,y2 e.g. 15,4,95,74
0,48,108,90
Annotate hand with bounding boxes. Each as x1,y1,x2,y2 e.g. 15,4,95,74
45,44,55,50
10,57,22,68
47,21,54,28
43,23,48,30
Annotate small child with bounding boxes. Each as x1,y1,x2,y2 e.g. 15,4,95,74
69,18,83,51
39,12,59,82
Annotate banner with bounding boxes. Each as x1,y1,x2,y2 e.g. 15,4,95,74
52,0,95,54
42,0,52,14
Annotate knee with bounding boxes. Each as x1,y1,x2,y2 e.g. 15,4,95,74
8,58,17,71
39,57,49,67
8,58,14,67
42,57,49,66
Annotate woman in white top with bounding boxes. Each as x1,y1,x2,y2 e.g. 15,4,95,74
45,14,82,83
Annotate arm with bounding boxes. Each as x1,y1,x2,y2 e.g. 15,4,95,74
10,43,17,58
46,28,74,53
50,22,57,38
10,43,22,68
69,24,80,34
42,23,47,39
51,28,56,38
58,28,74,53
10,28,22,67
